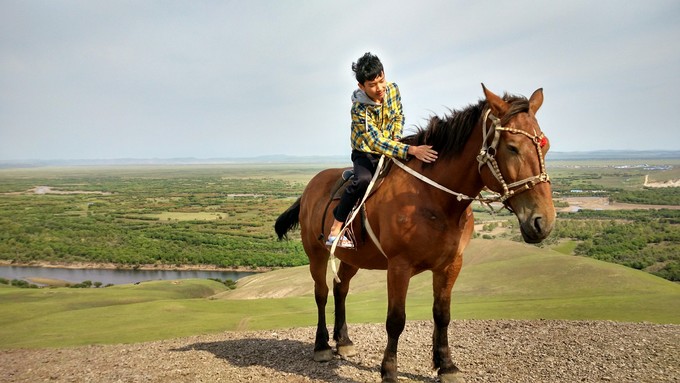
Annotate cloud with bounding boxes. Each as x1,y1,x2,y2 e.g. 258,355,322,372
1,1,678,160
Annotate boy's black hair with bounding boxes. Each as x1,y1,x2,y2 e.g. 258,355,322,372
352,52,384,84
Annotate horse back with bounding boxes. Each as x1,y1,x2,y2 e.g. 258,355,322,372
298,167,392,269
299,168,345,237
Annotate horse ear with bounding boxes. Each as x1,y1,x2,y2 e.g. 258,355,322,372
481,83,508,117
529,88,544,115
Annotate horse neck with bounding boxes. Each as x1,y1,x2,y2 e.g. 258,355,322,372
417,120,486,207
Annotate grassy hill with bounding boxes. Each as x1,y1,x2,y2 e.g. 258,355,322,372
219,240,680,323
1,240,678,349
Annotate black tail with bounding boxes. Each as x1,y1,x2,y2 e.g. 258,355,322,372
274,197,301,240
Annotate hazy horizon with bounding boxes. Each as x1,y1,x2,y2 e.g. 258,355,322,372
1,149,679,168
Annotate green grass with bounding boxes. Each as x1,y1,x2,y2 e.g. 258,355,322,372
0,279,232,347
1,240,679,349
551,240,578,255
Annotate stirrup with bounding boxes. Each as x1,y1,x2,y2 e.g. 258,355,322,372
325,235,354,249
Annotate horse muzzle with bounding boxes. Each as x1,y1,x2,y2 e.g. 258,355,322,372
518,213,555,244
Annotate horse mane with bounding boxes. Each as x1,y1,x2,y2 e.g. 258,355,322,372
402,94,530,160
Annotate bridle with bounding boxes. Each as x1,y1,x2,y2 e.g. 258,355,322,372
392,107,550,207
476,108,550,204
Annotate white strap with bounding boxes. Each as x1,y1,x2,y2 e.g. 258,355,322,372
392,158,473,201
329,154,387,282
363,212,388,258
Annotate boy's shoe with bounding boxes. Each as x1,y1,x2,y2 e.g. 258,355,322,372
325,235,353,249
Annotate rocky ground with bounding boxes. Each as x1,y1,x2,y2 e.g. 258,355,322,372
1,319,678,383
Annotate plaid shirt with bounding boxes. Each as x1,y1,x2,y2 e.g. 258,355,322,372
350,82,409,159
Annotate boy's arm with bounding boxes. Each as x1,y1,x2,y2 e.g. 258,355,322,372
384,83,436,162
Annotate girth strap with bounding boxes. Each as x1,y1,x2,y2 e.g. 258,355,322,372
362,207,388,258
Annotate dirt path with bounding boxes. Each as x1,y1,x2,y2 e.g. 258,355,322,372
557,197,680,212
2,320,678,383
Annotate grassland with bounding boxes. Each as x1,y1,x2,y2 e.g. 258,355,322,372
1,240,678,349
1,159,679,349
2,159,677,276
0,164,323,269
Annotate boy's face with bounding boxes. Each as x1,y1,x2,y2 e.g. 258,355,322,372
359,72,386,103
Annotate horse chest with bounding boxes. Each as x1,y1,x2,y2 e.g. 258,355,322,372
423,210,449,232
409,207,458,234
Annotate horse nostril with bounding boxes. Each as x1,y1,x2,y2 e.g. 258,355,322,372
533,216,543,234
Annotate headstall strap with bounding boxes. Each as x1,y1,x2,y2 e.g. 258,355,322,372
478,109,551,204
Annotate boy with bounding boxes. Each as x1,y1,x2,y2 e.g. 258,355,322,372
327,52,438,247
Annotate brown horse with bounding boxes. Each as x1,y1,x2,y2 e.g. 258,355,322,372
275,85,555,383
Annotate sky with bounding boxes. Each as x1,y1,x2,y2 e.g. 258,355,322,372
1,1,679,161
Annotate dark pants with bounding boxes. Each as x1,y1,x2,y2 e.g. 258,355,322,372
333,150,380,222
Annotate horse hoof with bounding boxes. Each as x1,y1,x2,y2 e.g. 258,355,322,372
336,344,357,357
313,349,334,362
439,372,465,383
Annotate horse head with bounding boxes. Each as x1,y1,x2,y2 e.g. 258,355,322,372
479,84,555,243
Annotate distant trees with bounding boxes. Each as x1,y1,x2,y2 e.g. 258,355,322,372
610,188,680,205
3,164,677,283
0,278,107,289
2,279,39,288
0,173,310,271
208,278,237,289
553,209,680,281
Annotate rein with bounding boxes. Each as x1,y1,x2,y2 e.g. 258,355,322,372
393,108,550,206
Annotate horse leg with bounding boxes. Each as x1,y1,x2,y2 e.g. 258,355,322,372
432,260,465,383
380,264,411,383
310,256,333,362
333,261,359,357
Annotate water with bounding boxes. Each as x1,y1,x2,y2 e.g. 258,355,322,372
0,265,256,286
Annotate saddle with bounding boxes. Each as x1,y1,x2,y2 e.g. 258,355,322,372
329,169,356,200
329,161,393,200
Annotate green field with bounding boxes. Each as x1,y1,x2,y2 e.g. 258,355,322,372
1,240,678,349
2,160,678,277
0,164,319,269
1,160,679,349
547,158,680,190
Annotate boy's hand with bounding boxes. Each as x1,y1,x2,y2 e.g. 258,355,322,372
408,145,438,163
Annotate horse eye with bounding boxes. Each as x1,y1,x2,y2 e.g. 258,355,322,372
507,145,519,154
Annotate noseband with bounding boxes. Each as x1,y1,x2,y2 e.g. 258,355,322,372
476,109,550,203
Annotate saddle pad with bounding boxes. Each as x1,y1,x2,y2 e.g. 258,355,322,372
330,173,351,200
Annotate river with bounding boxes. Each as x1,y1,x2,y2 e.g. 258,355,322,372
0,265,256,286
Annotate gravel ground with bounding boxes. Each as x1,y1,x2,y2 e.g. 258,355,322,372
1,320,678,383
